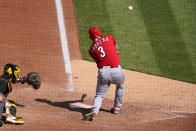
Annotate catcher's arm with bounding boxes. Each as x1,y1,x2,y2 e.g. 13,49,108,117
17,72,41,90
17,77,27,84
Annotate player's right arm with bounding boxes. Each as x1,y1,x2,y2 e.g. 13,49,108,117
89,49,100,68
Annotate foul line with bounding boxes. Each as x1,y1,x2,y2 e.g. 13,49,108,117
55,0,74,91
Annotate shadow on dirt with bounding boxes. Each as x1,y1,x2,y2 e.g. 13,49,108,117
35,94,110,116
15,103,25,107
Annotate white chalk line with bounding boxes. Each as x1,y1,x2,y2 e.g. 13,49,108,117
170,110,196,114
55,0,74,91
132,104,196,114
131,104,196,125
132,110,185,125
133,115,185,125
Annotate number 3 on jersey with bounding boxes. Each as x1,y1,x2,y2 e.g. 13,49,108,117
98,46,106,58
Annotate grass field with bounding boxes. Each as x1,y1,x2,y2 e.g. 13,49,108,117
72,0,196,84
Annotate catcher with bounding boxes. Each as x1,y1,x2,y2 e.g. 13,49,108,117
0,63,41,126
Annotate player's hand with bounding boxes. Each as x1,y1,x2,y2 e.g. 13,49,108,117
117,50,120,56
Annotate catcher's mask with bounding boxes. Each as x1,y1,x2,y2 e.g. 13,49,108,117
3,63,20,83
89,27,102,40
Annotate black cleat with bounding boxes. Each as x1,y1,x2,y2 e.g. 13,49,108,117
0,120,3,127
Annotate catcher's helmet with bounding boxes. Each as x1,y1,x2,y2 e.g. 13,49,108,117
3,63,20,83
89,27,102,40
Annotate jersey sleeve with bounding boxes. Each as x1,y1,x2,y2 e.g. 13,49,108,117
108,35,116,46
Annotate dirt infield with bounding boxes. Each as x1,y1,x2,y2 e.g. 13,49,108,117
0,0,195,131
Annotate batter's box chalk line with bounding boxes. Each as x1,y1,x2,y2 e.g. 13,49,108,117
170,110,196,114
131,105,190,125
133,114,185,125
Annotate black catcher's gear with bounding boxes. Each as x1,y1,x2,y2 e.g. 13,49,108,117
17,72,41,90
3,64,20,83
0,63,20,96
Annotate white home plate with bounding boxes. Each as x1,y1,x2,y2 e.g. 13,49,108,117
70,102,92,109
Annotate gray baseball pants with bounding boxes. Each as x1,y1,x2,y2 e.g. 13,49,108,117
0,93,6,120
92,65,125,114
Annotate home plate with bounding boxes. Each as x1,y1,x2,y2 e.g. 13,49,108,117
70,102,92,109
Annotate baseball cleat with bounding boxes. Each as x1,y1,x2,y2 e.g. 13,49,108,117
83,112,96,121
16,116,23,120
6,116,24,124
0,120,3,127
110,108,119,114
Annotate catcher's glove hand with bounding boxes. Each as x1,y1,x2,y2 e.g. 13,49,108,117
26,72,41,90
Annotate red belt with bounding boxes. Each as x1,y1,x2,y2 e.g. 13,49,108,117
99,65,119,69
110,65,119,68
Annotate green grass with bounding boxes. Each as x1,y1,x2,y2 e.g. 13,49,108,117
72,0,196,84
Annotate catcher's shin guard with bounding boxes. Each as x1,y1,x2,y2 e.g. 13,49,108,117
5,99,24,124
5,100,16,118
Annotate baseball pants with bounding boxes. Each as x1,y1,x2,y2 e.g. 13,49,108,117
92,66,125,114
0,93,6,120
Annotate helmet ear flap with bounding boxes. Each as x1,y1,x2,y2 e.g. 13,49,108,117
3,64,13,77
6,67,13,75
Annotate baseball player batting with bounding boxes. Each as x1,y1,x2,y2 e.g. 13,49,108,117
83,27,125,121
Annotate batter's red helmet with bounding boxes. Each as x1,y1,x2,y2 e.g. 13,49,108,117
89,27,102,39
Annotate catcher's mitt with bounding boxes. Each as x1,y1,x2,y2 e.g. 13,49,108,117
26,72,41,89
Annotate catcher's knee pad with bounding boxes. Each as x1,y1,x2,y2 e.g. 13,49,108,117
5,99,16,118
